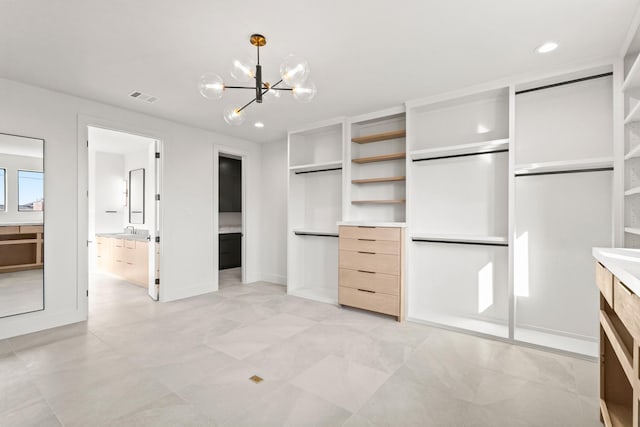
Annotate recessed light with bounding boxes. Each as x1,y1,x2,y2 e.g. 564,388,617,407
254,122,264,128
535,42,558,54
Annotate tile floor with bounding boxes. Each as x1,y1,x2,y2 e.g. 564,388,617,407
0,272,602,426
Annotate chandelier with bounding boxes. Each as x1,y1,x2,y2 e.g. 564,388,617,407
198,34,316,126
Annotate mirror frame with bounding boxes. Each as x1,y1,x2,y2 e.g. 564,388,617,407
129,168,145,224
0,132,45,318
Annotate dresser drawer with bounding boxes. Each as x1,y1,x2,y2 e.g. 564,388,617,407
0,226,20,235
614,279,640,340
339,268,399,295
339,226,400,241
20,225,43,233
339,286,399,316
339,250,399,275
595,262,613,306
339,238,400,255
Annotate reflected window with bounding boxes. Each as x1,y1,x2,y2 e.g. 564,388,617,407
18,170,43,211
0,168,5,210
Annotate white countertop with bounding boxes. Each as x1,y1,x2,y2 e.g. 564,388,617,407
337,221,406,228
593,247,640,295
219,226,242,234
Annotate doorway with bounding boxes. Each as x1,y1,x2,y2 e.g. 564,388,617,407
87,126,161,303
218,151,245,288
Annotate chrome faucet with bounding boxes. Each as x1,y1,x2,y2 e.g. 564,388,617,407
125,225,135,235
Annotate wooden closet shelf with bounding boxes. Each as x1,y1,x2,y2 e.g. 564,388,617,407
352,176,406,184
352,129,406,144
352,199,406,205
352,153,406,164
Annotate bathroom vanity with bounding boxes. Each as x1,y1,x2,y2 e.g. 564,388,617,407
96,233,149,287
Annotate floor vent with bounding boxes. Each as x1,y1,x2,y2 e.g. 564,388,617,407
129,91,158,103
249,375,264,384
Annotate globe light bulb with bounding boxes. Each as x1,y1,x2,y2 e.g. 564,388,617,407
261,84,281,103
292,79,317,103
198,73,224,99
223,105,245,126
280,54,310,87
230,57,256,82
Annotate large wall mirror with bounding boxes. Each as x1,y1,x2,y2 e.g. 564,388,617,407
129,168,144,224
0,133,44,318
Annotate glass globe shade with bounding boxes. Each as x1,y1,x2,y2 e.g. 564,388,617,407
223,105,246,126
230,57,256,82
292,79,317,103
261,85,281,103
280,54,310,87
198,73,224,99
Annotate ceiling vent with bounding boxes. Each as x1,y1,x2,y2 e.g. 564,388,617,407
129,91,158,103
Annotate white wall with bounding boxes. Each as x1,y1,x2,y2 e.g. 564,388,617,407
0,77,262,339
0,152,43,224
259,140,287,285
92,151,125,234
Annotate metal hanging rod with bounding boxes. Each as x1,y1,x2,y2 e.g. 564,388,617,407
412,149,508,163
515,167,613,177
294,231,339,237
294,167,342,175
411,238,508,247
515,72,613,95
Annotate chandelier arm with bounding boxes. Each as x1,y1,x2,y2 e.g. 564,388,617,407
237,97,257,113
269,88,293,91
224,86,257,90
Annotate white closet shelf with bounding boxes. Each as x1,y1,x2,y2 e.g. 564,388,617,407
514,157,613,175
624,227,640,236
625,144,640,160
352,199,406,204
624,102,640,125
289,160,342,173
338,221,406,228
292,229,338,237
625,186,640,196
287,287,337,305
409,139,509,161
623,52,640,92
411,233,508,246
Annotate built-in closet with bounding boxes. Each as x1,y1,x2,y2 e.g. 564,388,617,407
287,65,614,357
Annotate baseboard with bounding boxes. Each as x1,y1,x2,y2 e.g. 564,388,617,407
0,309,86,340
258,272,286,285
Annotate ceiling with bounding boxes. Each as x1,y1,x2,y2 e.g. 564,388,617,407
0,0,638,143
89,127,154,155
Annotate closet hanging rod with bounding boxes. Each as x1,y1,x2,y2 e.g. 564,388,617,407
515,167,613,177
412,238,508,247
294,167,342,175
412,149,508,162
293,231,338,237
515,72,612,95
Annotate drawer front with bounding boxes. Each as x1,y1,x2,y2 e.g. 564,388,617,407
339,226,400,242
0,226,20,235
614,279,640,340
125,239,136,249
339,250,399,275
20,225,43,233
339,268,399,295
339,238,400,255
339,286,399,316
595,262,613,306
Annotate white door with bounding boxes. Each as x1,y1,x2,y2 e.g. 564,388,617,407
148,140,160,300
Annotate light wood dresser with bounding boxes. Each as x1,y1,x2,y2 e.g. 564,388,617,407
338,225,405,321
593,248,640,427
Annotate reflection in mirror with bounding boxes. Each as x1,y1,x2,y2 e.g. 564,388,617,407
129,168,144,224
0,133,44,318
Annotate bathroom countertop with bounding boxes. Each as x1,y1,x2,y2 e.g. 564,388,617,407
96,232,150,242
219,226,242,234
593,247,640,295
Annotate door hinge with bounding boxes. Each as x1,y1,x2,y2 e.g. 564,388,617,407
155,194,160,201
155,236,160,243
155,152,160,159
155,278,160,285
86,290,89,297
86,140,89,147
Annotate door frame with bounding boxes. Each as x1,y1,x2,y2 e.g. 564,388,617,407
77,115,164,314
214,145,248,288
